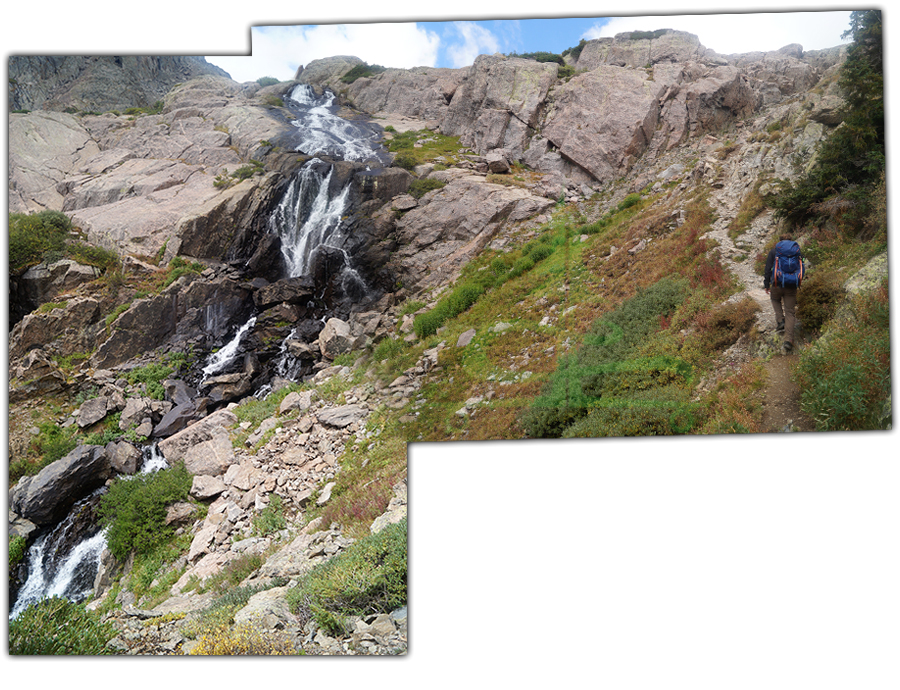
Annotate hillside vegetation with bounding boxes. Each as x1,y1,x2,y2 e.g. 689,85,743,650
6,11,889,656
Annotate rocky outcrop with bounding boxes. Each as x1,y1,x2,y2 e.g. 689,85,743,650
9,56,229,113
9,73,297,270
10,445,110,525
298,30,842,190
388,176,556,290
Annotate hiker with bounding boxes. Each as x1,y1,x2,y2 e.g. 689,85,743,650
764,233,805,353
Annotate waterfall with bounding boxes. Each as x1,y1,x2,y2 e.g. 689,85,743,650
286,84,386,164
269,164,349,278
201,316,257,379
10,448,171,619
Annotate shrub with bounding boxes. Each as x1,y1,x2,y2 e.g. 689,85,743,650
9,535,28,569
392,151,417,171
797,269,845,332
522,278,690,438
413,283,485,339
286,518,407,635
340,63,386,84
796,280,890,430
408,177,446,199
97,463,193,560
256,76,280,87
9,597,115,655
692,297,760,351
188,622,298,655
252,494,286,537
67,242,121,272
8,210,73,274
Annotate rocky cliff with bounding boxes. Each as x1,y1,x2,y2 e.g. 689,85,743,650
8,27,880,656
300,31,843,188
9,56,230,113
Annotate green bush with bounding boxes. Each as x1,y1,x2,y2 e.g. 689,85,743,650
408,177,446,199
286,518,407,635
796,280,890,430
9,535,28,569
256,76,280,87
8,210,73,274
392,151,418,171
9,597,115,655
252,493,286,537
340,63,386,84
797,269,846,332
522,278,691,438
413,283,485,339
562,400,697,438
97,463,193,560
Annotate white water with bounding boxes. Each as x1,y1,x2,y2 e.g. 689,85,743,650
287,84,385,163
269,164,350,277
201,316,257,379
10,449,171,619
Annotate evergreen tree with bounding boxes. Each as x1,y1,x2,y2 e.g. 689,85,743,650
772,10,884,232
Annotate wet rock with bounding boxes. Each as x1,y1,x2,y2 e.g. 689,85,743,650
253,276,316,310
203,372,253,404
153,398,209,438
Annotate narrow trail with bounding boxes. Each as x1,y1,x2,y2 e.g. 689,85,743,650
702,133,817,434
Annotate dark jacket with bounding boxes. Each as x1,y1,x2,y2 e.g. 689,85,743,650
764,244,805,290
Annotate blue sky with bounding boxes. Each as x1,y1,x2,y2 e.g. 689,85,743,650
206,11,854,83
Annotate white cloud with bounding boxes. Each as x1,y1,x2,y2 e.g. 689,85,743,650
212,22,441,83
583,11,853,55
445,22,502,68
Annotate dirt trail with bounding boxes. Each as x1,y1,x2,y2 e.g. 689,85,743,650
702,132,817,434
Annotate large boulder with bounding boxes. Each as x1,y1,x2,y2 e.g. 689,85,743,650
158,408,238,465
542,65,667,184
441,54,557,158
11,445,110,526
390,178,555,289
182,428,235,477
318,318,362,360
9,297,102,360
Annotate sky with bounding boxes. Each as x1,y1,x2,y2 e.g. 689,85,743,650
206,11,855,82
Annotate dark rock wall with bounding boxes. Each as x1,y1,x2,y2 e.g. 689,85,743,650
9,55,231,113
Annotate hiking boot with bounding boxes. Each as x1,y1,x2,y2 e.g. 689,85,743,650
782,341,793,354
775,321,785,333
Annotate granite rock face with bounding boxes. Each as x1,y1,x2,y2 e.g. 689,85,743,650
9,55,229,113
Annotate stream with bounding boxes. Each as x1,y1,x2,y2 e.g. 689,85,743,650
9,80,392,619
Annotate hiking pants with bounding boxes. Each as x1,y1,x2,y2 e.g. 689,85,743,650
770,285,797,345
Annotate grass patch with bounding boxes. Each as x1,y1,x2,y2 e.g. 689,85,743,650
286,518,407,635
9,597,116,655
796,279,890,431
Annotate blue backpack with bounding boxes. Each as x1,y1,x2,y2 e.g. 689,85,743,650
774,240,804,288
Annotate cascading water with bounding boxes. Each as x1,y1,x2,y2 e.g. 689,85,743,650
201,315,258,379
9,446,170,619
270,84,391,295
286,84,389,164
